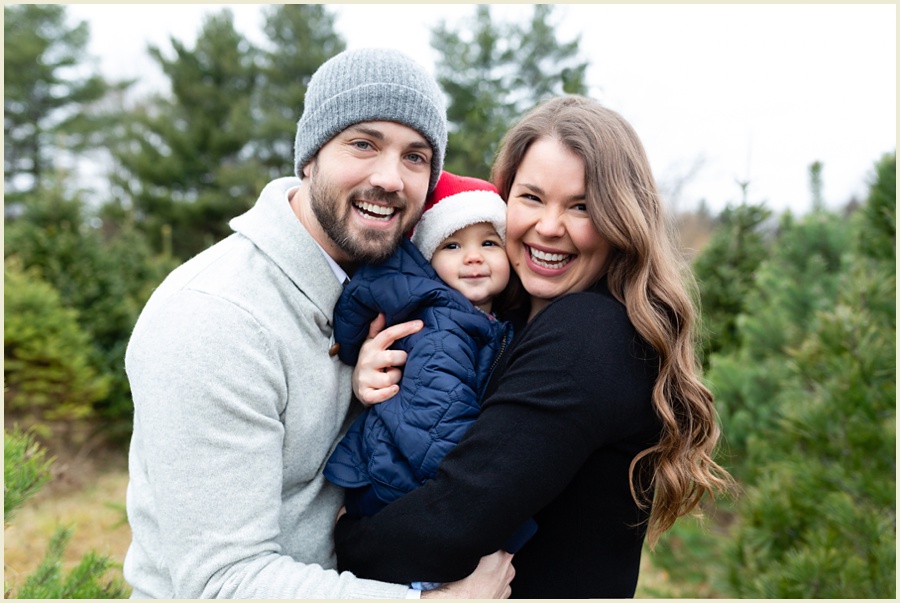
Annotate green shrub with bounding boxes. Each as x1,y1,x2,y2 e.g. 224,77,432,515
3,428,129,598
13,527,129,599
693,202,771,364
4,257,110,423
3,427,54,521
719,153,896,598
708,207,851,477
657,154,897,598
5,184,178,441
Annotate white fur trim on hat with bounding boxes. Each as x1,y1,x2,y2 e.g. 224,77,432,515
410,190,507,261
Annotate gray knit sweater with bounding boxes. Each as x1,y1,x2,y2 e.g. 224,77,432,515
123,177,412,599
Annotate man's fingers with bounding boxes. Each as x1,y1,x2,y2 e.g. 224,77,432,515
361,384,400,405
366,313,387,340
372,320,423,350
353,318,420,406
370,365,403,388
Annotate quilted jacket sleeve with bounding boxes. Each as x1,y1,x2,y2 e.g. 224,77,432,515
332,277,380,366
367,307,483,504
332,241,445,366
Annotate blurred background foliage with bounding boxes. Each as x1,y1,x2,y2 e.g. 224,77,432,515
4,4,895,598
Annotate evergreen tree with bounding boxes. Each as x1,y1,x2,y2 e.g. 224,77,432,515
703,163,853,472
723,153,896,598
254,4,345,178
5,183,178,441
648,154,896,598
4,255,110,427
856,151,896,265
514,5,588,106
3,4,121,208
708,206,851,475
110,9,261,260
431,5,588,179
4,428,129,598
3,428,53,522
692,202,772,365
808,160,825,212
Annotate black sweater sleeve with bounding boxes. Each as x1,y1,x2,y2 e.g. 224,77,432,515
333,289,659,584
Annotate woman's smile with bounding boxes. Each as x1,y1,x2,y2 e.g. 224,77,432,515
505,137,611,317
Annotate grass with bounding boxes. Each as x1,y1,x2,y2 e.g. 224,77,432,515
635,508,735,598
4,461,132,597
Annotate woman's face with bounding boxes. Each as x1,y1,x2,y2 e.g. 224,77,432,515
505,137,612,318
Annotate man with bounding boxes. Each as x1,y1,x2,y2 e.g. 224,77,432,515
123,48,514,599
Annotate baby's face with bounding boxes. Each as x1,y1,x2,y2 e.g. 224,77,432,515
430,222,510,313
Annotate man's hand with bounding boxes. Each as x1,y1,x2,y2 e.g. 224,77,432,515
352,313,423,405
420,551,515,599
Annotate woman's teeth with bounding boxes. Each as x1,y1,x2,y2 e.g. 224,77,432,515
530,247,572,269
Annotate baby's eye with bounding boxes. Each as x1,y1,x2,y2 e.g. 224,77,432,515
482,240,500,247
441,242,460,250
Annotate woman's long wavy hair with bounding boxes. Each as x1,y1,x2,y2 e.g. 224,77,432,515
491,95,734,547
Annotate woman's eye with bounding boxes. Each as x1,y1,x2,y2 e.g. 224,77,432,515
573,203,588,212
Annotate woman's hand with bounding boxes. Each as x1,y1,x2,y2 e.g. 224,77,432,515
352,313,423,406
420,551,515,599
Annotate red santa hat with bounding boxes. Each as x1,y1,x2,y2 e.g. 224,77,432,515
410,170,507,261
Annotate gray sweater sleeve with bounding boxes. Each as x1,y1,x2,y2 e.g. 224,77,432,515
125,287,412,599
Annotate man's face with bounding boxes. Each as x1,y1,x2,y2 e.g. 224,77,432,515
305,121,433,265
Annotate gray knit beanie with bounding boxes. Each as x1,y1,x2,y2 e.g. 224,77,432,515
294,48,448,193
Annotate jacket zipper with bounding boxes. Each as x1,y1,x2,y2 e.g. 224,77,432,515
481,324,511,399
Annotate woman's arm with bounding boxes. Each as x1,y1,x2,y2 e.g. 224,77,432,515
334,293,657,584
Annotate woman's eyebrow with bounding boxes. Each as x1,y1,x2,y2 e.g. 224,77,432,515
516,182,586,201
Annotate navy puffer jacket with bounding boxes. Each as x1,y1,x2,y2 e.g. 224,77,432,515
324,239,511,505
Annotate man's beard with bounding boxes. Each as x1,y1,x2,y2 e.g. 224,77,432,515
308,164,419,264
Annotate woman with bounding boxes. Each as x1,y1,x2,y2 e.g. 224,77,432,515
334,95,732,598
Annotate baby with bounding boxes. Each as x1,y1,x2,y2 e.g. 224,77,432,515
325,171,536,589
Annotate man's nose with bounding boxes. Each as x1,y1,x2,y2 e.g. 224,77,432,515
368,156,404,193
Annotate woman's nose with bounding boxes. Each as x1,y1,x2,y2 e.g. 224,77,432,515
535,209,564,238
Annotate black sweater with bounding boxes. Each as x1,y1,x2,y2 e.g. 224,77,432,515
334,279,662,598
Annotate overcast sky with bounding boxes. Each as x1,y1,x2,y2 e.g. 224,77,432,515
65,3,896,215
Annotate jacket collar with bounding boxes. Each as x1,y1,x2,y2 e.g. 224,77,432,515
229,177,344,321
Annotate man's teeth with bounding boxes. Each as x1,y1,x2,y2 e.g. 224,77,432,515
530,247,572,269
355,201,395,221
